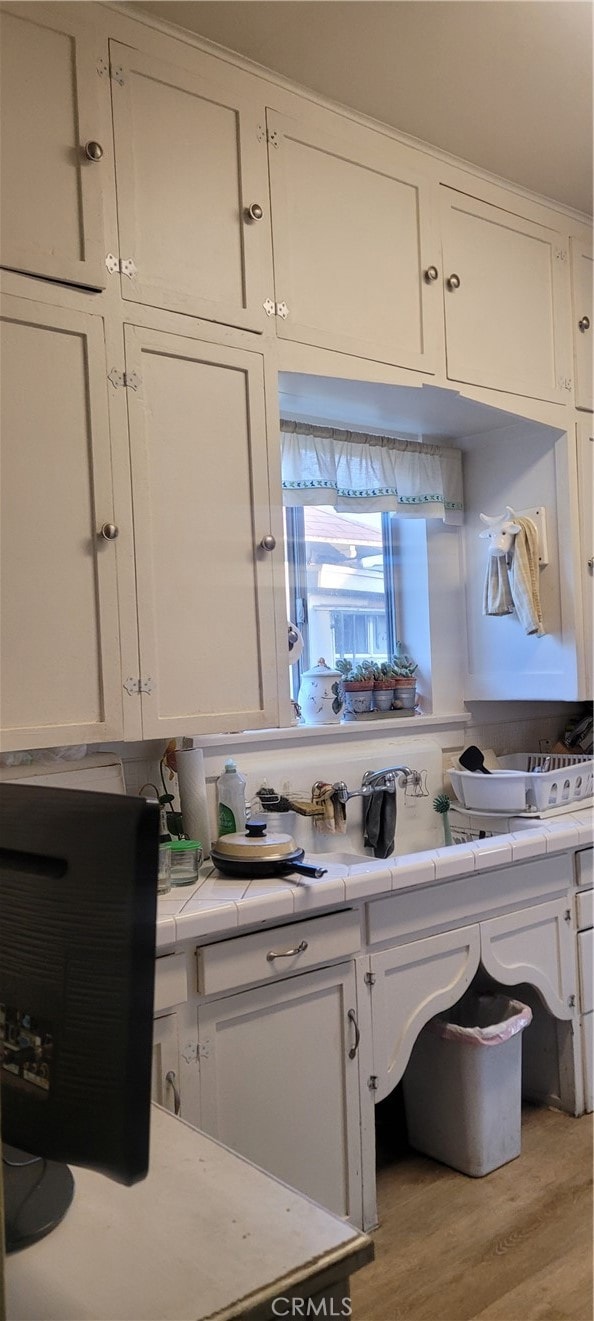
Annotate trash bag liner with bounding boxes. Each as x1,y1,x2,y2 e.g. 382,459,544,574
427,992,532,1047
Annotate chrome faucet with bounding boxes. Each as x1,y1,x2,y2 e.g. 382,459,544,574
332,765,421,805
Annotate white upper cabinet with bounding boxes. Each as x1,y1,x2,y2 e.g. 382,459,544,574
0,294,123,749
124,324,281,737
109,42,273,332
570,236,593,411
266,109,442,372
440,186,573,405
0,4,108,290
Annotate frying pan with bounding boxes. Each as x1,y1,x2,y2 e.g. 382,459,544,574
211,820,327,880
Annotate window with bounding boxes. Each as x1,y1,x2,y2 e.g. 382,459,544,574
284,505,397,696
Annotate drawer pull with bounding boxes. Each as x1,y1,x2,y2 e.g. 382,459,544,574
266,939,308,962
347,1008,360,1060
165,1070,181,1115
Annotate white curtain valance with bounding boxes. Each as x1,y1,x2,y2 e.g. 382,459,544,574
281,421,464,525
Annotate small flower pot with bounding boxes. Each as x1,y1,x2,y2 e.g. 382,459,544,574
393,676,416,710
341,680,375,714
373,679,395,711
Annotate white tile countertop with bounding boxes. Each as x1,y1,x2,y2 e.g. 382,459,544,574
156,808,593,949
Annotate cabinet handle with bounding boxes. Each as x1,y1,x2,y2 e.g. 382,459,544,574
260,533,276,552
578,315,590,332
244,203,264,222
446,273,461,291
165,1070,181,1115
424,265,439,282
347,1008,360,1060
99,522,119,540
266,939,308,962
84,140,103,161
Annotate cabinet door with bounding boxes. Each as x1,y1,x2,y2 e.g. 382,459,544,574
110,42,272,331
0,4,108,289
480,898,576,1020
267,110,441,371
0,295,123,749
577,418,593,697
440,186,572,404
197,963,362,1224
571,237,593,411
152,1012,181,1115
124,324,280,736
370,925,480,1103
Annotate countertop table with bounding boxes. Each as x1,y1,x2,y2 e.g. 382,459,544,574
5,1106,373,1321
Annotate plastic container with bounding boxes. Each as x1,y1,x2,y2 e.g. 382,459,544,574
450,754,593,813
402,993,533,1177
167,839,202,886
216,759,247,836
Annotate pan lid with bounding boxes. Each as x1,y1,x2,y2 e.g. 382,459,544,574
213,820,300,862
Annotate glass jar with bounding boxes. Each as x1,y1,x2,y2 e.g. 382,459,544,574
168,839,202,887
157,843,172,895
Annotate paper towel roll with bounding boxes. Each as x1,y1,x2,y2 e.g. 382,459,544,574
176,746,211,858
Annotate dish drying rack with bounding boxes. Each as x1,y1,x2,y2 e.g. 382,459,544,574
449,753,593,837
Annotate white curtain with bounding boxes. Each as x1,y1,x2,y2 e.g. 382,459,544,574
281,421,464,525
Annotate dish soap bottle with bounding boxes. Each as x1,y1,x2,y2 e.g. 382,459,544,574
217,759,247,836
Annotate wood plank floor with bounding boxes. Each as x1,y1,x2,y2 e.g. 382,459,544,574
351,1105,593,1321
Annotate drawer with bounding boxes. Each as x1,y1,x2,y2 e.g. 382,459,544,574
578,929,594,1014
576,888,594,930
196,908,361,996
154,951,188,1014
366,855,571,947
575,848,594,888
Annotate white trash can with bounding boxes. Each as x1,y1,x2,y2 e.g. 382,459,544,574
402,993,533,1177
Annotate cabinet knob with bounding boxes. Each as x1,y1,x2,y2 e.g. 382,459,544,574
424,265,439,282
99,522,119,540
84,140,104,161
588,557,594,570
260,533,276,551
244,202,264,222
578,315,591,332
446,273,461,291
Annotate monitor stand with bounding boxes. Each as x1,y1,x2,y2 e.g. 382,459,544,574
3,1144,75,1253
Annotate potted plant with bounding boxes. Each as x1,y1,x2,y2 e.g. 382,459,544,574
336,658,376,714
391,646,418,710
373,660,397,711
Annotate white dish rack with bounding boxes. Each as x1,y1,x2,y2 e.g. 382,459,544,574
450,753,593,815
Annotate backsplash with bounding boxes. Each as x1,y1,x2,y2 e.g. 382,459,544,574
93,699,582,829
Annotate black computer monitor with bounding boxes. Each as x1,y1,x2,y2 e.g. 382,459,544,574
0,783,159,1253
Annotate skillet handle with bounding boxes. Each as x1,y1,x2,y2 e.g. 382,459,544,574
289,861,328,878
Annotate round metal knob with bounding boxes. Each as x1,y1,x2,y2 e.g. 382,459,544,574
446,273,461,290
578,315,591,332
84,140,103,161
245,203,263,222
100,522,119,540
260,533,276,551
424,265,439,282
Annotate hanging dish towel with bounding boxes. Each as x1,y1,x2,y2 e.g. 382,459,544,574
364,790,396,859
510,516,545,636
311,782,347,835
483,552,514,616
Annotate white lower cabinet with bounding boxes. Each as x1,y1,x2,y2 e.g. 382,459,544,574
480,897,575,1020
365,924,481,1104
582,1014,593,1112
196,962,363,1224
